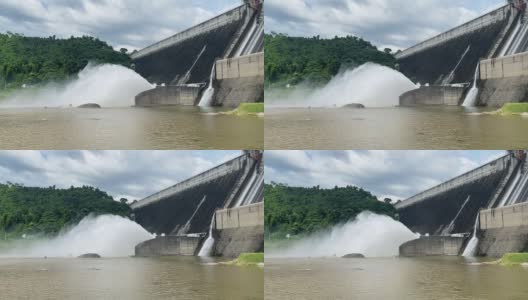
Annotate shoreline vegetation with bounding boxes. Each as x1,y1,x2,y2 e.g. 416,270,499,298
264,33,396,89
0,32,131,96
0,183,131,240
264,183,397,241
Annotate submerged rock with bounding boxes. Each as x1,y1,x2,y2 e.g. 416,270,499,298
342,253,365,258
78,103,101,108
78,253,101,258
342,103,365,109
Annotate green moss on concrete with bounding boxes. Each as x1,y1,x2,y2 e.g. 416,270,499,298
222,253,264,266
222,103,264,116
498,253,528,266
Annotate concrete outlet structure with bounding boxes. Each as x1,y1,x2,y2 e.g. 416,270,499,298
399,236,467,257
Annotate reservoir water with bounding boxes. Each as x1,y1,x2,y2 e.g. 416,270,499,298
0,107,263,149
265,106,528,149
0,257,263,299
265,257,528,300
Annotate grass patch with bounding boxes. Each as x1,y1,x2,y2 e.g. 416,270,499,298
484,103,528,116
223,103,264,116
498,253,528,266
222,253,264,266
501,103,528,114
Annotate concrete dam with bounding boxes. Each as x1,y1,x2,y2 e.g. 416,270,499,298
132,0,264,108
396,150,528,257
131,150,264,257
397,1,528,107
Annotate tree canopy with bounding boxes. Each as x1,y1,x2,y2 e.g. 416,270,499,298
264,33,396,88
265,182,397,240
0,183,131,238
0,32,131,91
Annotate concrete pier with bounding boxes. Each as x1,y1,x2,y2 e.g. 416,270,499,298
399,236,467,257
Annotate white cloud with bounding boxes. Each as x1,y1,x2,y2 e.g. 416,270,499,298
0,0,240,50
265,0,504,49
265,150,505,200
0,150,240,201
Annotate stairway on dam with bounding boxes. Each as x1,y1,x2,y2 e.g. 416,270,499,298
131,151,264,257
396,151,528,257
132,1,264,108
398,1,528,107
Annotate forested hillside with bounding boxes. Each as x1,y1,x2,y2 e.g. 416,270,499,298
0,183,131,238
265,183,397,239
0,32,131,91
264,33,396,87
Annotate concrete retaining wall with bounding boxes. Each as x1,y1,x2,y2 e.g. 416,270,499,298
478,75,528,107
396,5,511,60
213,52,264,107
213,202,264,257
215,202,264,229
135,85,201,107
481,51,528,79
399,236,467,257
399,86,465,106
477,201,528,257
135,236,202,257
480,201,528,230
216,52,264,80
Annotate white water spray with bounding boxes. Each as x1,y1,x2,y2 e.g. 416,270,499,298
198,64,216,107
1,63,154,108
462,214,480,257
442,195,471,235
198,214,216,257
267,212,418,258
266,63,418,108
462,64,480,107
0,215,153,258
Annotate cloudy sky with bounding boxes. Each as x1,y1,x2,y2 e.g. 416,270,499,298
265,150,505,201
0,0,241,50
265,0,505,50
0,150,240,201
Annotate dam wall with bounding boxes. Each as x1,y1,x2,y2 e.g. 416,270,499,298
131,5,248,85
135,236,202,257
399,86,465,106
213,52,264,107
214,202,264,257
478,202,528,257
396,5,513,85
396,154,512,235
135,85,201,106
478,51,528,107
399,236,467,257
131,154,249,235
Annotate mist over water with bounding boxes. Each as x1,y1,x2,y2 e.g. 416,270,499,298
268,212,418,258
1,63,154,108
0,215,153,258
267,63,417,108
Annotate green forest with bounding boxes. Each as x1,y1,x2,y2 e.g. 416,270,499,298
265,183,397,240
0,183,131,239
0,32,131,92
264,33,396,87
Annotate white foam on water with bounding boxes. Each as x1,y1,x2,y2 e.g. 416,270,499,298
267,212,419,258
1,63,154,108
266,63,418,108
0,214,153,258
